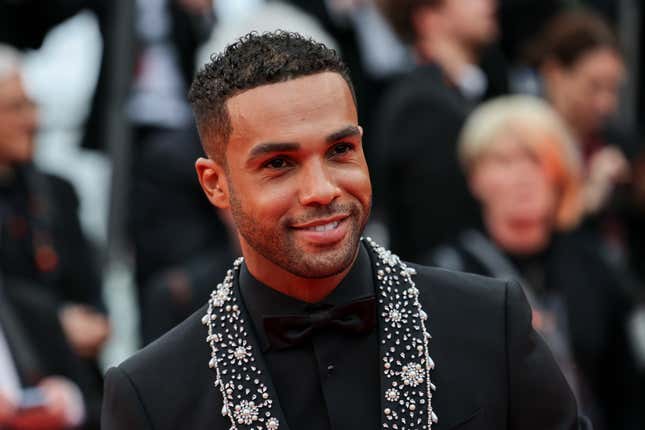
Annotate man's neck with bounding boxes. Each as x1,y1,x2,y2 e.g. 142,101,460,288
416,36,478,86
241,245,360,303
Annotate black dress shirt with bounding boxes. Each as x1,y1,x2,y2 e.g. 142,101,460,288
238,244,380,430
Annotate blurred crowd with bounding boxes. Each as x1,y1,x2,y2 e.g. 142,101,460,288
0,0,644,429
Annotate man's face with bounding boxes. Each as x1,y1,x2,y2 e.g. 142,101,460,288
548,48,625,137
0,73,38,165
204,72,371,279
438,0,498,48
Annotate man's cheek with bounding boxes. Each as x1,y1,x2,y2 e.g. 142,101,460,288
253,190,293,217
339,170,371,195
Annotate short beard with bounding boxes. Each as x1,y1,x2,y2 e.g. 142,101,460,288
228,185,369,279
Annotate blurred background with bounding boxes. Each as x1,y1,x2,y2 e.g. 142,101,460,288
0,0,644,429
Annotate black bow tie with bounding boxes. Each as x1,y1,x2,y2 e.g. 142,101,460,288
263,296,377,351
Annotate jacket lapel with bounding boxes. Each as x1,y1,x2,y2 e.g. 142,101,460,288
203,258,289,430
364,239,439,429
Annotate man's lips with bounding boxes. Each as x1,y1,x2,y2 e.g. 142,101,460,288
290,214,349,230
289,214,351,245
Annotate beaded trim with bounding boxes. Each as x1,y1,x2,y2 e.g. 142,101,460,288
203,238,437,429
365,237,438,429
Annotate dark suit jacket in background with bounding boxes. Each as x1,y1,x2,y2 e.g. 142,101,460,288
432,229,645,430
373,63,481,261
102,260,581,430
0,167,104,311
132,127,234,344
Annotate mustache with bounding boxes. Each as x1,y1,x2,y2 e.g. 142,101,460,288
286,202,358,226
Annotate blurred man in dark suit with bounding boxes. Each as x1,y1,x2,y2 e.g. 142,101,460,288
374,0,500,260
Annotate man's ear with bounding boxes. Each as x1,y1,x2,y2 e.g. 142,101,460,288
195,157,230,209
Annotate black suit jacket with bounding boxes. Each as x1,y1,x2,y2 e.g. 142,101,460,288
102,262,581,430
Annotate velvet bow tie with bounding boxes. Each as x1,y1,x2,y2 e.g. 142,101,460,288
263,296,377,351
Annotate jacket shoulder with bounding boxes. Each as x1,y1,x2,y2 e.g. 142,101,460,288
410,263,509,309
106,305,225,429
119,305,210,376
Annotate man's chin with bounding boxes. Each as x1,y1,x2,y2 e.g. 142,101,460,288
287,238,361,279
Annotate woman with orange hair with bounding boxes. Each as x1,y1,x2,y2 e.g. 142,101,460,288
432,95,643,430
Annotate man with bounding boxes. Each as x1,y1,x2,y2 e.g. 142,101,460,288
374,0,501,261
102,32,582,429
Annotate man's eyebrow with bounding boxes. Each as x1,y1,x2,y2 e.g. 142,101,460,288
326,125,361,143
248,142,300,161
246,126,360,161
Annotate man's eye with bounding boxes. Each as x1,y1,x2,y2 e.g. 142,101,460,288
264,157,289,169
331,143,354,156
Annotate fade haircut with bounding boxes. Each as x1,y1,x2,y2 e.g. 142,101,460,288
188,31,355,165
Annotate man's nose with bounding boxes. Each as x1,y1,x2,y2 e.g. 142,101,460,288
298,160,341,206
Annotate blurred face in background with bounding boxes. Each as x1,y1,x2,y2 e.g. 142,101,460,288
432,0,498,48
545,47,625,139
470,129,558,255
0,72,38,166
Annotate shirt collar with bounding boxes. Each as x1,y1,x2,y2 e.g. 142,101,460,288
238,242,375,351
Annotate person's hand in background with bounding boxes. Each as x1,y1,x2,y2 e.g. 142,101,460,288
585,145,630,213
1,377,84,430
59,304,110,359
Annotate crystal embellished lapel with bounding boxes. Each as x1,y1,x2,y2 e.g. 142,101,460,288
364,237,438,429
203,238,438,430
202,258,286,430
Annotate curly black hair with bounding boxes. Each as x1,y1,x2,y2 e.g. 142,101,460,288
188,31,354,164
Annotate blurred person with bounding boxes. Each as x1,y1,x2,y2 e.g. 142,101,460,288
0,281,98,430
127,0,249,345
0,44,108,410
102,32,584,430
432,95,644,430
374,0,500,260
126,0,215,140
127,0,215,273
0,0,215,149
135,126,234,345
534,10,631,215
0,0,222,344
530,8,645,293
